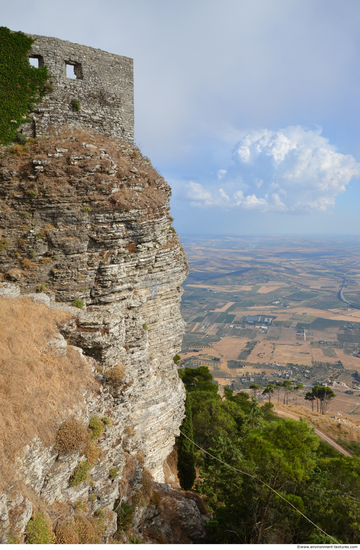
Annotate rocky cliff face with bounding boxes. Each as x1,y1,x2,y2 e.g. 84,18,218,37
0,130,204,543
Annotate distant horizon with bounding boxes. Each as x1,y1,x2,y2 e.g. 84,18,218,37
178,233,360,239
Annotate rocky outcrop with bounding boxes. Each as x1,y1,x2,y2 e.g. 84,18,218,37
0,130,200,543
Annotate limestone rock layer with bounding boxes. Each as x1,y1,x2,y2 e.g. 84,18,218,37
0,130,189,542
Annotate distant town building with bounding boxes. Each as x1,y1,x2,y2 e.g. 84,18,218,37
246,315,262,324
245,315,273,325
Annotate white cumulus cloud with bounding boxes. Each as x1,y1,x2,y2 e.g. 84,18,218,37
183,126,360,213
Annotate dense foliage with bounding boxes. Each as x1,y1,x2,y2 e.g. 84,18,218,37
0,27,50,144
177,392,196,489
177,366,360,544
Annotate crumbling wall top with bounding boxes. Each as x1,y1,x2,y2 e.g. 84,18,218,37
21,33,134,142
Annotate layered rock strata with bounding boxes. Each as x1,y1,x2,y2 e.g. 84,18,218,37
0,130,192,542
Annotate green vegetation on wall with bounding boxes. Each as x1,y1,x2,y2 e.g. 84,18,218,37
0,27,50,144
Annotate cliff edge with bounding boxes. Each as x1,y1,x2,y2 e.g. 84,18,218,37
0,130,204,543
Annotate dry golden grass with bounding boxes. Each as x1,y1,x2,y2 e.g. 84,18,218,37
0,297,99,491
55,520,80,544
274,403,360,445
84,441,103,466
257,284,284,294
212,337,249,362
272,343,313,366
213,301,235,313
55,513,103,544
54,420,90,455
0,128,170,220
105,364,126,385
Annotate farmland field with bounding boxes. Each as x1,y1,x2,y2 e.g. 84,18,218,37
179,235,360,418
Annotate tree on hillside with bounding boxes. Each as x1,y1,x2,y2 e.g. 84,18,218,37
309,386,336,414
245,418,319,543
263,383,275,403
179,366,243,448
250,384,263,400
294,383,304,406
305,391,316,411
282,380,294,405
179,366,218,395
177,392,196,490
274,382,283,404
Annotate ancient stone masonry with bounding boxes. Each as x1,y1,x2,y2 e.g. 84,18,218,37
20,34,134,142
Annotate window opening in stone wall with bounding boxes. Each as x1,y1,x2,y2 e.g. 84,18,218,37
66,61,83,80
29,55,44,68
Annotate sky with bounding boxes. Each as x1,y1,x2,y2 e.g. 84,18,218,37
3,0,360,236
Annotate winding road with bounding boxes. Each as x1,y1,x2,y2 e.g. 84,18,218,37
338,278,359,309
274,408,352,457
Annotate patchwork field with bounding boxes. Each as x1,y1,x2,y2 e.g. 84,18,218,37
180,236,360,419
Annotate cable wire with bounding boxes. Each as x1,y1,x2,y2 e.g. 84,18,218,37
179,429,339,544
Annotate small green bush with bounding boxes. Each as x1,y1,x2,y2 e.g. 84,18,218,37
142,323,148,330
173,354,181,365
72,299,84,309
37,283,46,292
71,98,81,112
109,467,119,479
0,237,9,251
27,189,38,198
116,502,134,533
70,460,90,486
89,415,104,440
128,534,143,544
95,509,104,520
15,132,27,145
102,416,112,426
170,226,176,233
25,512,55,544
29,248,36,258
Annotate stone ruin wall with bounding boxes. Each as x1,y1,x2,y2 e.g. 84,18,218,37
21,34,134,143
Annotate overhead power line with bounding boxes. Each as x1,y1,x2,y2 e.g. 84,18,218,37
179,429,339,545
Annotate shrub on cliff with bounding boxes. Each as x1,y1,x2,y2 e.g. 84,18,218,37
88,415,104,440
54,419,90,454
25,512,55,544
0,27,50,144
105,364,125,385
55,514,103,544
70,460,90,486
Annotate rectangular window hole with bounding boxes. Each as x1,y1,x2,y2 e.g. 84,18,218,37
66,61,83,80
29,55,44,68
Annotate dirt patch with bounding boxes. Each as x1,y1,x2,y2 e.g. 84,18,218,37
257,284,284,294
212,337,251,362
213,301,235,312
273,342,313,366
